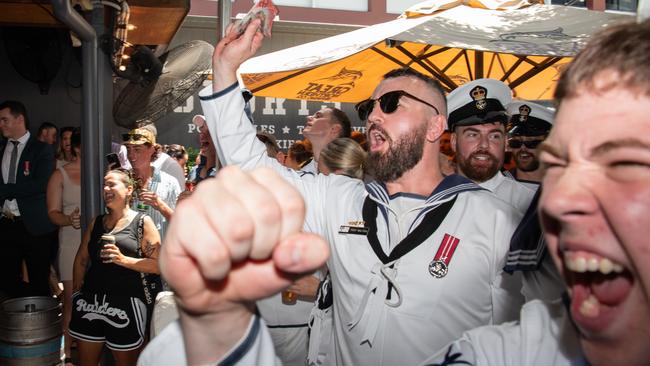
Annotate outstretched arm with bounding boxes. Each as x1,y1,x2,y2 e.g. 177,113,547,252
159,166,329,365
212,19,264,93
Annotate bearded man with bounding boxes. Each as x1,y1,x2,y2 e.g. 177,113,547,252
505,101,554,190
448,79,536,214
139,18,524,366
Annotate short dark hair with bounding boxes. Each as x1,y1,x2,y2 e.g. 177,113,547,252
383,68,447,116
555,19,650,106
165,144,187,160
38,122,57,136
59,126,75,137
328,108,352,138
0,100,29,129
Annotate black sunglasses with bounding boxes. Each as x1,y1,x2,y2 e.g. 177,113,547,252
355,90,440,121
122,133,145,142
508,139,544,149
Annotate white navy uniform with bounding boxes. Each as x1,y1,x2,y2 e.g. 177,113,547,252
256,155,322,366
478,172,535,309
479,171,535,214
503,101,564,303
140,83,524,366
300,159,317,175
141,300,587,366
503,170,541,191
307,272,333,366
421,299,588,366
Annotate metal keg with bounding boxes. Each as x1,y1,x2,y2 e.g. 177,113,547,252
0,297,63,366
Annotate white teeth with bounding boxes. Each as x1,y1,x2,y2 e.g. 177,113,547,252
579,294,600,318
575,257,587,272
587,258,599,272
612,264,624,273
599,258,613,275
564,253,625,275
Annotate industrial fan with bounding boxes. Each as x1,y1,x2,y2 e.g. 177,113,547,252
112,40,214,129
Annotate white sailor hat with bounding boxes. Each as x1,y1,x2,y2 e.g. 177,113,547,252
506,101,554,136
447,78,512,131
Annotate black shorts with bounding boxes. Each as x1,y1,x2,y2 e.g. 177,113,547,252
69,291,148,351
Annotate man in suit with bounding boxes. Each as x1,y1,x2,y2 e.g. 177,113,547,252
0,100,57,297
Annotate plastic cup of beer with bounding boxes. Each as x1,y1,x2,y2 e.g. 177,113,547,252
101,234,116,263
101,234,116,247
281,290,297,305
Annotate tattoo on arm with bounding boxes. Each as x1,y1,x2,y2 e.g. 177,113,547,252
143,240,158,258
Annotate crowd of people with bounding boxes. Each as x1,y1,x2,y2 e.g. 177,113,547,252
0,14,648,366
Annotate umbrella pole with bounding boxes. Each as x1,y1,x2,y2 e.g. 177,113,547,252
475,51,484,79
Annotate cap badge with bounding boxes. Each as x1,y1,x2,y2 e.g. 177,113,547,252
470,86,487,110
518,105,531,122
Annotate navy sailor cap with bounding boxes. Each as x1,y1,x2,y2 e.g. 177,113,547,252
506,101,554,136
447,79,512,131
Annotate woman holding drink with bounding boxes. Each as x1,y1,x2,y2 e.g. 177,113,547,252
70,168,161,366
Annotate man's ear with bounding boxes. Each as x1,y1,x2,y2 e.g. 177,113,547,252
426,114,446,143
450,130,458,154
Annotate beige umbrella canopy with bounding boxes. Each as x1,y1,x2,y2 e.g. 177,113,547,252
238,0,631,102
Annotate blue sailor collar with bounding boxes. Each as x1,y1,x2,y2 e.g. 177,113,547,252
504,189,547,272
365,174,484,207
365,174,485,235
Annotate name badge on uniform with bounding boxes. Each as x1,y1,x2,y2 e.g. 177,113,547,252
339,220,369,235
428,234,460,278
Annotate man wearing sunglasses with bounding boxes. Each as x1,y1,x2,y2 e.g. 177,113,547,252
505,101,554,189
502,101,564,304
140,19,524,366
447,79,536,215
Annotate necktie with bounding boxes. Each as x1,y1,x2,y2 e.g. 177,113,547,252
7,140,19,184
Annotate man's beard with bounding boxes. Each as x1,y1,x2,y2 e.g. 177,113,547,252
367,124,427,183
456,149,500,183
514,151,540,172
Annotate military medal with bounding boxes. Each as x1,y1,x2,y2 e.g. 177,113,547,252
23,161,30,176
428,234,460,278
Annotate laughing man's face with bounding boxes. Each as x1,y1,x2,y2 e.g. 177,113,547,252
539,86,650,366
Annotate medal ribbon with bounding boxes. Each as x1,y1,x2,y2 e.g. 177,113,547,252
433,234,460,267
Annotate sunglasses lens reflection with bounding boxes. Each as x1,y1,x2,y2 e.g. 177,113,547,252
122,133,143,142
355,91,404,121
379,91,401,115
509,140,543,149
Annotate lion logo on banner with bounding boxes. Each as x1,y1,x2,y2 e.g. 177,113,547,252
296,67,363,100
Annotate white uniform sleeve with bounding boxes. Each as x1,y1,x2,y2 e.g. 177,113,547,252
197,83,359,236
199,83,283,172
419,323,516,366
138,315,282,366
490,205,526,324
420,301,584,366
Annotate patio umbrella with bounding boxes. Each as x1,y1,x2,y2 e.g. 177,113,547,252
238,0,631,102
